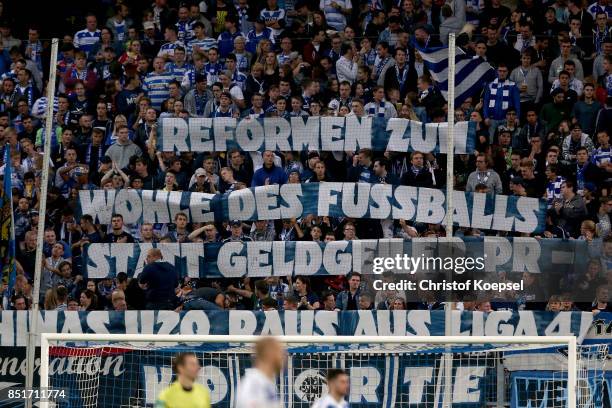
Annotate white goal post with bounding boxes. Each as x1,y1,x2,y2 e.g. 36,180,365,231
40,333,580,408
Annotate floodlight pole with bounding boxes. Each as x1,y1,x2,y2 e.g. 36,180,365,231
25,38,59,408
443,32,456,408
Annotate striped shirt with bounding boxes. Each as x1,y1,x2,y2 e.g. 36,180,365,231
319,0,352,31
157,41,185,60
246,28,275,54
142,71,173,111
260,8,286,37
73,29,101,56
165,62,193,83
188,37,218,55
546,176,565,208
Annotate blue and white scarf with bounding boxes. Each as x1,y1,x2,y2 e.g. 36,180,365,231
112,19,127,42
248,108,265,119
375,56,390,79
236,6,249,32
213,106,233,118
593,26,610,55
205,62,224,83
395,65,408,92
71,68,88,81
26,41,43,71
419,86,433,102
85,143,104,164
328,49,340,63
593,146,612,167
31,97,59,118
411,165,424,176
176,20,195,43
488,78,514,111
194,91,207,117
546,176,565,208
362,49,376,67
302,94,312,111
17,85,35,108
235,53,250,73
232,70,247,90
185,68,206,89
368,100,386,117
576,162,587,193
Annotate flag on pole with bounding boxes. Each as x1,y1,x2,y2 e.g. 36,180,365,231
0,144,16,294
415,44,496,105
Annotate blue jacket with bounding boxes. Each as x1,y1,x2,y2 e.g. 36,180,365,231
251,164,288,187
138,261,178,303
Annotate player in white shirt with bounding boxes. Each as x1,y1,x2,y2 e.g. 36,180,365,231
236,337,285,408
311,369,350,408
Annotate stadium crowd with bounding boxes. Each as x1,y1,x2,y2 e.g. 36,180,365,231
0,0,611,314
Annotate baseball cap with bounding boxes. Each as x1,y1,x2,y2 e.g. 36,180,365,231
143,21,155,30
230,220,242,227
255,16,266,24
195,168,207,177
93,126,106,133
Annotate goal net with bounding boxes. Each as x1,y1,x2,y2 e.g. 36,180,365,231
39,334,604,408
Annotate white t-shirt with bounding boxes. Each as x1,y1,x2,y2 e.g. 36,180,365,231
311,395,349,408
236,368,281,408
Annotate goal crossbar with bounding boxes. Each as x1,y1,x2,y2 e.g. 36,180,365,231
39,333,578,408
